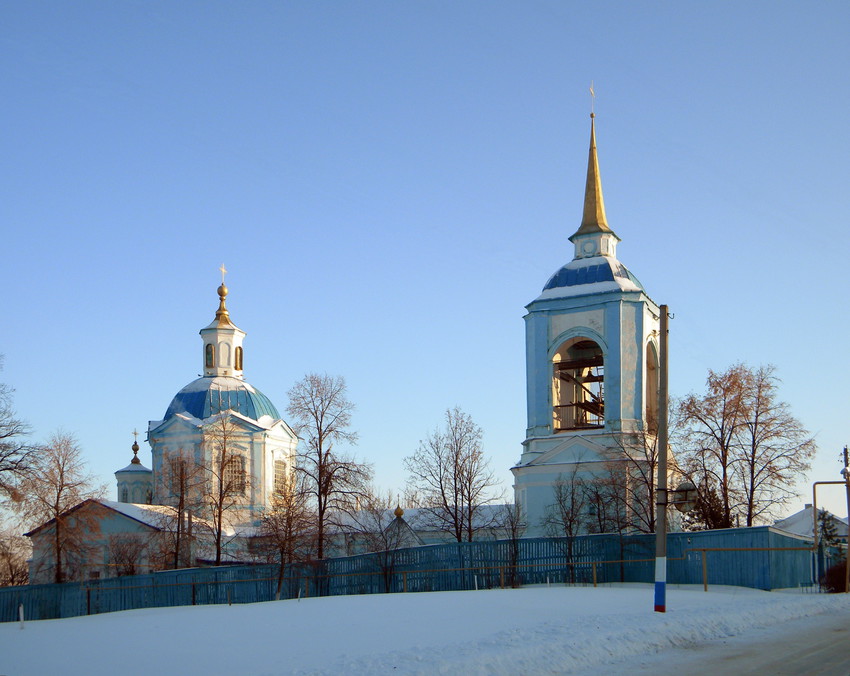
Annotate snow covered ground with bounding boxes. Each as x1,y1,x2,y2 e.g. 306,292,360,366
1,583,848,675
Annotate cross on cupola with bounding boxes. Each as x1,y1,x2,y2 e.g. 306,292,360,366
199,266,246,379
131,429,140,464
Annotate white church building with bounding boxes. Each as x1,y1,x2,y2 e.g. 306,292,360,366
27,281,299,582
116,278,299,526
144,279,298,526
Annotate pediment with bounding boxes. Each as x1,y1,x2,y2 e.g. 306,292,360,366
149,413,202,436
268,418,298,441
528,435,610,467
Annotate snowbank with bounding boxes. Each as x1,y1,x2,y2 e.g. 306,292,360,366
1,583,846,675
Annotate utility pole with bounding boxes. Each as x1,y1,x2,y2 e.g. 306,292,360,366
844,446,850,594
654,305,669,612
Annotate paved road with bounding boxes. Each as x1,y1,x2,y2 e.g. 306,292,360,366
577,605,850,676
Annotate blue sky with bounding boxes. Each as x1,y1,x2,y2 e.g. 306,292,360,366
2,2,848,517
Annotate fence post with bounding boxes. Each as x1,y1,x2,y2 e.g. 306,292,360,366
305,577,310,598
592,562,597,587
499,567,504,589
86,587,91,616
403,572,407,593
702,550,708,592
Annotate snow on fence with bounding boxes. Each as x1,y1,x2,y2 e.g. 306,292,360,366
0,527,827,622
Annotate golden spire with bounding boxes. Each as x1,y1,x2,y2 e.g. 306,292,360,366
570,113,615,241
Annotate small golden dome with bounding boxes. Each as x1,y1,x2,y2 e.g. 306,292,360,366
131,440,141,464
394,505,404,518
217,283,229,299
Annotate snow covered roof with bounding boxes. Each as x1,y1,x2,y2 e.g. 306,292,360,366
100,500,177,528
383,514,425,548
115,462,152,474
774,505,848,539
331,504,515,533
24,499,176,536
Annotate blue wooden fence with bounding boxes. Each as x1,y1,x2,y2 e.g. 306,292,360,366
0,526,830,622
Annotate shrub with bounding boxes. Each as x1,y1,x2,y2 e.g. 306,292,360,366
820,561,848,593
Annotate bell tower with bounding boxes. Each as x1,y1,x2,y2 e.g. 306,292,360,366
511,114,661,536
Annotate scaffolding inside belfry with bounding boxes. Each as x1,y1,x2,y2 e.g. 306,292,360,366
553,339,604,431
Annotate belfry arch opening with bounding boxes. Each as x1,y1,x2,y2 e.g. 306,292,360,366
552,338,604,431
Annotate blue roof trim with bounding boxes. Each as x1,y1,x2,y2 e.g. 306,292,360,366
164,378,281,421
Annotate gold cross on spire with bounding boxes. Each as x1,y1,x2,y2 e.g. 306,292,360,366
219,263,228,285
589,81,596,116
133,429,138,442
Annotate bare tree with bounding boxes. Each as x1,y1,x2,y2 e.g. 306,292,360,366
677,365,749,528
202,415,250,565
258,471,315,599
14,432,104,583
678,364,815,528
107,533,149,577
735,365,815,525
343,488,421,592
494,501,526,587
541,465,587,582
157,451,205,568
0,358,40,502
0,526,30,586
404,407,501,542
604,430,661,533
583,470,628,535
287,373,372,559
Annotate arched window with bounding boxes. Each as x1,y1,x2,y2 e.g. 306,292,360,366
205,343,215,368
167,457,184,497
235,346,243,371
552,338,604,431
224,455,246,495
274,459,288,496
120,486,129,502
645,343,659,433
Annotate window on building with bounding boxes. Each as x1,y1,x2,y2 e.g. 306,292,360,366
167,457,185,497
205,343,215,368
224,455,246,495
274,459,288,496
235,346,243,371
120,486,129,502
552,338,604,431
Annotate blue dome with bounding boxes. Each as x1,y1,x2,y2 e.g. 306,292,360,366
543,258,645,292
164,376,281,421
